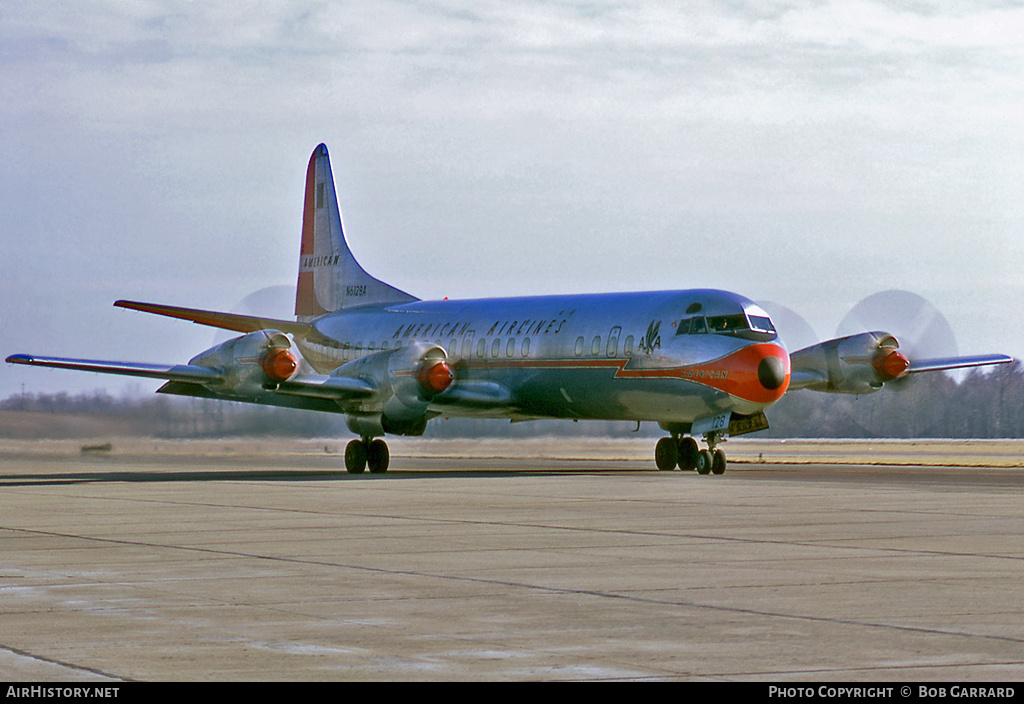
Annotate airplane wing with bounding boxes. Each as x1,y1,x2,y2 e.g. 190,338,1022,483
5,354,223,383
906,354,1014,374
6,352,376,412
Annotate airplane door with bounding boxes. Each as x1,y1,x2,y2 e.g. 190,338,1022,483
607,326,621,357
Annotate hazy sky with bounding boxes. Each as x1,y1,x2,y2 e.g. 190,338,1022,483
2,0,1022,398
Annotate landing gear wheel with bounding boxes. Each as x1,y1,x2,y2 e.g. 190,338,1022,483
677,437,699,471
711,448,727,475
367,439,390,474
655,437,679,471
695,450,713,475
345,440,367,474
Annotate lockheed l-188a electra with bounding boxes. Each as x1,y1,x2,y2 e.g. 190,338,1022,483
8,144,1014,474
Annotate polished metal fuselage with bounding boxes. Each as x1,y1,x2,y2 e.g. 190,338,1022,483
296,288,788,425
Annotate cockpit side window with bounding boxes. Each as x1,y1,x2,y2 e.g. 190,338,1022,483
676,317,707,335
748,315,777,335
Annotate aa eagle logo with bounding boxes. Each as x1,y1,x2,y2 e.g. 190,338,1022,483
638,320,661,356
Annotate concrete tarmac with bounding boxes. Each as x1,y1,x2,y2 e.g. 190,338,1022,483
1,440,1023,681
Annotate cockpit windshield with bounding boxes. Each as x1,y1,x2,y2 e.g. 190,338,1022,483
707,314,747,333
675,311,777,341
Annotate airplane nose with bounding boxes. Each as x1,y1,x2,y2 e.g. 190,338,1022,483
672,341,790,406
758,355,787,391
735,343,790,404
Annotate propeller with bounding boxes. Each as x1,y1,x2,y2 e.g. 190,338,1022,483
835,290,958,362
756,301,820,353
834,290,958,392
830,290,960,436
214,285,294,344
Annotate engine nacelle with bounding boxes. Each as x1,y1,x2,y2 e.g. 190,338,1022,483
333,342,454,435
188,329,300,394
789,332,910,394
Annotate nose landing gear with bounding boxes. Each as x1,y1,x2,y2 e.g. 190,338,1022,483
655,431,727,474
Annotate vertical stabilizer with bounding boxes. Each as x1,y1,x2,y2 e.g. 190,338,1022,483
295,144,418,319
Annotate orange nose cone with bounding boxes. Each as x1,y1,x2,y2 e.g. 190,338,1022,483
261,348,299,383
751,344,791,403
418,360,454,395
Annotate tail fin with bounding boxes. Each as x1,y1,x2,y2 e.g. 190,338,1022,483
295,143,418,319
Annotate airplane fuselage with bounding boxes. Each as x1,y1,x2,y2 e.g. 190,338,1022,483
298,288,791,428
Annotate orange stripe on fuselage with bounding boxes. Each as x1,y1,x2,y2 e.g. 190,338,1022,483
445,342,791,405
636,342,791,405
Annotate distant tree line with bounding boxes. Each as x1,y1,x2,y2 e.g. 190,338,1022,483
2,361,1022,439
761,362,1024,439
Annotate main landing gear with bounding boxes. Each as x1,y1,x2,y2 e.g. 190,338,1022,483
345,437,390,474
654,431,727,474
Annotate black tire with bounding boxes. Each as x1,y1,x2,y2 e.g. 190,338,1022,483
367,439,390,474
654,437,679,470
677,437,699,471
345,440,367,474
696,449,713,475
711,449,726,475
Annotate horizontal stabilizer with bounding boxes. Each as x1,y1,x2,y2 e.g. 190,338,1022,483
6,354,222,383
115,300,313,338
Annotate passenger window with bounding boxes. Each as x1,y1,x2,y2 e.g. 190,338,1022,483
575,336,585,356
624,335,634,356
591,336,601,356
477,338,486,357
491,338,501,357
522,338,531,357
506,338,516,357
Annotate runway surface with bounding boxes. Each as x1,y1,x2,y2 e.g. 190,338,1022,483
1,440,1023,681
